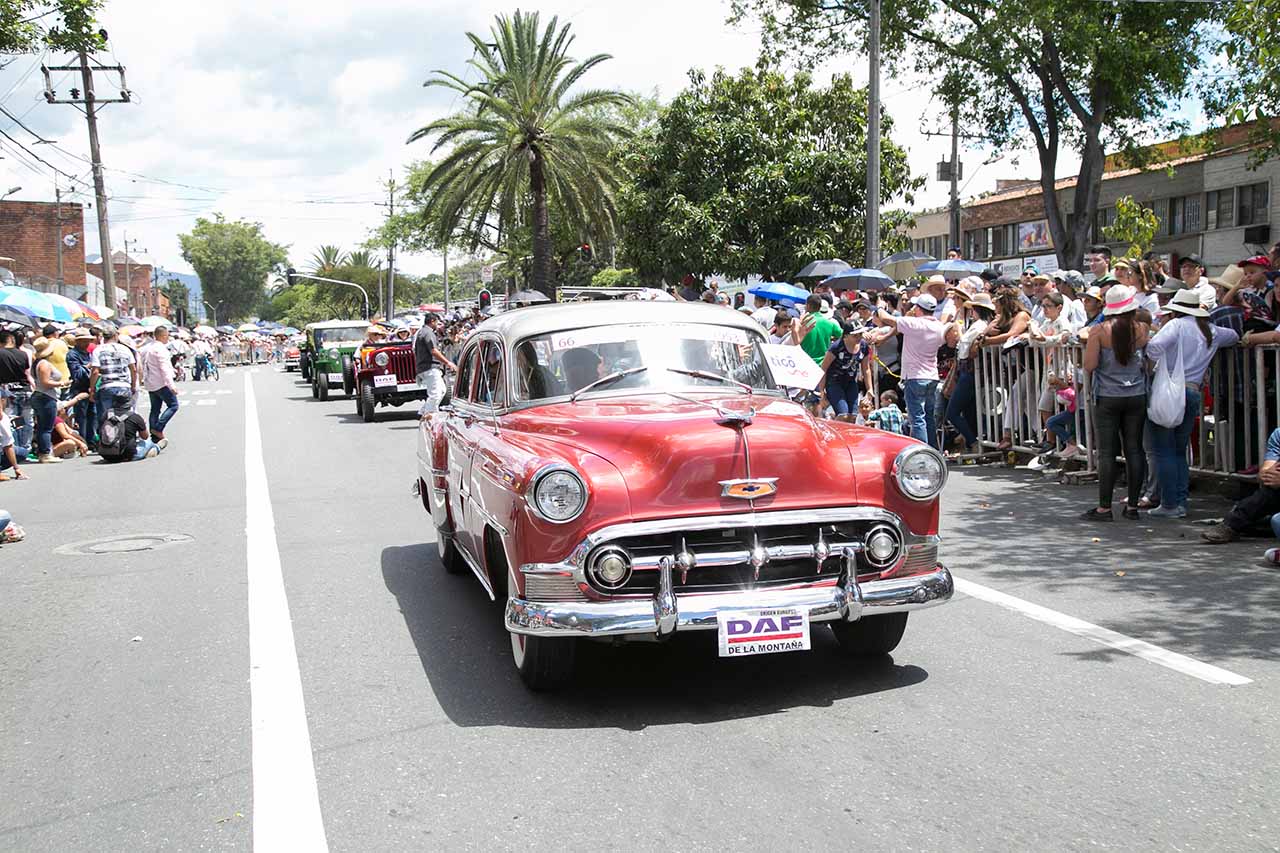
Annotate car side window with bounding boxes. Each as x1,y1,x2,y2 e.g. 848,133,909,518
475,340,505,407
455,345,479,402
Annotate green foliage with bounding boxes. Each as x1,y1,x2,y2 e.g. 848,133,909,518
1103,196,1160,258
0,0,105,53
617,65,918,282
591,267,640,287
309,245,348,275
731,0,1221,268
159,278,189,322
407,11,633,298
1211,0,1280,164
178,215,288,323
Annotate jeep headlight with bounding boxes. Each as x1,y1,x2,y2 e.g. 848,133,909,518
374,351,389,367
893,445,947,501
327,348,339,360
531,466,588,523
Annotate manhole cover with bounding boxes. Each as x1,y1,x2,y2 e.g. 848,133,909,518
54,533,195,556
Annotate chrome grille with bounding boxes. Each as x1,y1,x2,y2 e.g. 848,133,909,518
388,348,417,383
524,572,586,602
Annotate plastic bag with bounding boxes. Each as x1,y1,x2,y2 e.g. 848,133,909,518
1148,343,1185,428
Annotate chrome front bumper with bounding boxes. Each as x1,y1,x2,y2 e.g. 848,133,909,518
505,562,954,639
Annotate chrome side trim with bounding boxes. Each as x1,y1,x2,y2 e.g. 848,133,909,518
472,502,510,537
505,566,954,638
456,540,496,602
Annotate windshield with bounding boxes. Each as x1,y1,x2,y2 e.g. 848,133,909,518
512,323,778,402
315,327,366,347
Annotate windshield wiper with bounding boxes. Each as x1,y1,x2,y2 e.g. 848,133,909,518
666,367,753,396
569,366,649,402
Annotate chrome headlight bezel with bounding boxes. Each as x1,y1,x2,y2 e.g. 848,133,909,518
327,348,340,360
892,444,948,501
374,351,389,367
529,464,589,524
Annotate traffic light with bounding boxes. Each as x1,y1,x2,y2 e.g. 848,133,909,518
286,267,297,286
478,289,492,311
580,243,592,260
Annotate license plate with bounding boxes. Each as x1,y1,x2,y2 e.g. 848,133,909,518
328,373,344,383
373,374,396,388
717,608,811,657
397,382,419,392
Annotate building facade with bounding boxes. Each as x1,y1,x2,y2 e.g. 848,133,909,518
906,124,1277,276
0,199,87,295
87,251,155,316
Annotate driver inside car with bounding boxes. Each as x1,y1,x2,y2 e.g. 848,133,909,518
562,347,605,393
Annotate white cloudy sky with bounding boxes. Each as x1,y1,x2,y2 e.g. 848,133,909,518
0,0,1176,279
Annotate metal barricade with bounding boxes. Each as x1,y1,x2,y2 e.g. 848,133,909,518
1190,344,1279,481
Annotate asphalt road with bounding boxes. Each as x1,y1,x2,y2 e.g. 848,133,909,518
2,364,1277,852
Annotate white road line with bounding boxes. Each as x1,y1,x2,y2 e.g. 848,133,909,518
190,389,211,396
195,399,217,406
215,389,233,395
954,578,1252,687
243,374,329,851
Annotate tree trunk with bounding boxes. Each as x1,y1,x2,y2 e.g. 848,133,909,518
528,150,557,302
1064,125,1107,272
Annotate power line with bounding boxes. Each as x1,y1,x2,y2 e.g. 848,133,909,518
0,125,84,183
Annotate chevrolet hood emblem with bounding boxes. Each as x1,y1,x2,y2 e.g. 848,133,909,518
719,478,779,499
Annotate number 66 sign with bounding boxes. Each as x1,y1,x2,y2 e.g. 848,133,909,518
760,343,825,390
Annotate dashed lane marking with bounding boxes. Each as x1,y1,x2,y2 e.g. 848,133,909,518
195,399,217,406
243,374,329,850
954,577,1252,687
215,390,233,395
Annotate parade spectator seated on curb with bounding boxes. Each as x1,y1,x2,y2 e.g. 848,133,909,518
98,403,165,463
0,396,29,481
1202,427,1280,564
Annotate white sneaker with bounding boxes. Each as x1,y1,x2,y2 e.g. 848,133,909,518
1148,505,1186,519
144,446,159,458
1265,548,1280,565
37,455,62,464
157,438,169,450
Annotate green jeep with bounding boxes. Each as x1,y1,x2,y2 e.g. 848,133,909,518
304,320,367,401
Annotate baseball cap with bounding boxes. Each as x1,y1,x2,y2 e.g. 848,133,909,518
1239,254,1271,269
1023,265,1039,276
910,293,938,311
1179,254,1205,270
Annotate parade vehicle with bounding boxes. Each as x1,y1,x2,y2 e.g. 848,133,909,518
416,301,953,689
354,334,426,422
283,344,301,372
303,320,366,400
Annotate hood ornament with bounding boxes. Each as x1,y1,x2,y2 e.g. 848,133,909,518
719,478,778,500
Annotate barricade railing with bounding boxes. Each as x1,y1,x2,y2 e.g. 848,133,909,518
966,337,1280,483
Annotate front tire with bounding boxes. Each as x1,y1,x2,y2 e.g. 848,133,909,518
508,571,576,690
359,381,376,422
342,357,355,397
317,371,330,401
310,374,319,399
830,613,908,657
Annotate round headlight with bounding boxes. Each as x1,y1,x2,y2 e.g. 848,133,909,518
588,546,632,590
374,351,389,367
532,468,588,523
893,446,947,501
862,523,903,570
327,348,339,360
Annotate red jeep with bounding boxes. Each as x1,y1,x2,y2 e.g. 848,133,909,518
353,339,425,422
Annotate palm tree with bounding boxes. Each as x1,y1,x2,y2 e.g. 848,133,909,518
348,249,377,269
309,245,348,275
408,11,632,300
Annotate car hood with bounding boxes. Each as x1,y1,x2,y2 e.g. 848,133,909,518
502,394,858,518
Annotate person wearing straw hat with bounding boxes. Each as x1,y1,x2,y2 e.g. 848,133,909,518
1081,285,1150,521
66,328,96,449
1143,289,1240,519
944,292,997,454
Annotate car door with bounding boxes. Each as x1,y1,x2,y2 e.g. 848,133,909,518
446,344,482,567
464,338,508,591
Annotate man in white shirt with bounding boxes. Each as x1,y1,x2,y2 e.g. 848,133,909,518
924,275,957,323
1178,255,1217,311
749,294,776,329
140,325,180,443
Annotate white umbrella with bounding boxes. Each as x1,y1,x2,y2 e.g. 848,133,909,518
193,325,218,338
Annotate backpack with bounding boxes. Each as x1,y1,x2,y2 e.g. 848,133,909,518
98,411,134,462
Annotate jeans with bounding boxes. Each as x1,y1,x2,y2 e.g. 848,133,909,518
944,369,977,446
1150,387,1201,510
133,438,160,461
1045,409,1076,445
97,387,134,429
1,438,29,470
1224,482,1280,533
72,397,96,447
31,392,57,456
1141,419,1160,506
0,509,10,531
1094,394,1147,510
903,379,939,448
148,386,180,436
825,377,861,417
8,388,32,451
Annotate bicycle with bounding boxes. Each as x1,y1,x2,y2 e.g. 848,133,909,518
196,354,220,382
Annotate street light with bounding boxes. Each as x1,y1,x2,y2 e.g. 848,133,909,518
203,300,217,325
1,186,22,200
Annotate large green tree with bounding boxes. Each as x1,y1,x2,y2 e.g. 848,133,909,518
407,11,632,300
178,215,288,322
0,0,104,53
731,0,1220,269
617,65,918,282
1211,0,1280,163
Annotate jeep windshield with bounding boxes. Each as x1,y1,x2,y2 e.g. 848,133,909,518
512,322,779,403
315,327,366,347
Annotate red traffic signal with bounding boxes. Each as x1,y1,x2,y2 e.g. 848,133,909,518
478,289,492,310
580,243,593,260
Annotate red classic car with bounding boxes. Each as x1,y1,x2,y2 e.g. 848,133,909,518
416,302,953,689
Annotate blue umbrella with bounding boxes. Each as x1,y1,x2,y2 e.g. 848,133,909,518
916,258,986,278
0,285,70,322
877,250,934,280
821,267,895,292
747,281,810,303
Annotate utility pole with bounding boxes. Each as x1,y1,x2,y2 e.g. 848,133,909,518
865,0,881,269
43,51,131,311
54,180,63,289
123,232,147,315
386,170,396,319
948,105,961,252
